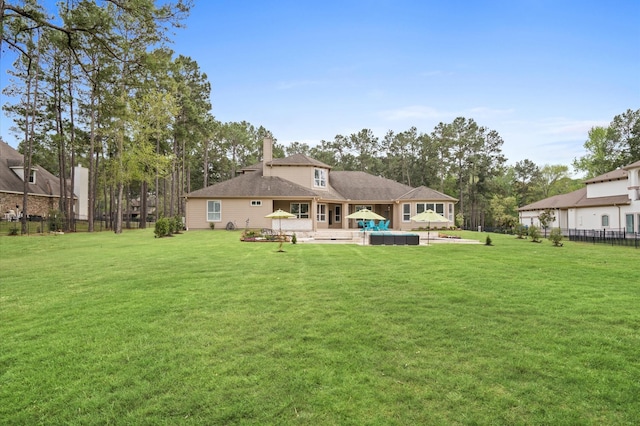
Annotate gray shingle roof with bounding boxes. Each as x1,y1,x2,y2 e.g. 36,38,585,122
398,185,458,201
0,140,63,198
187,171,320,198
328,171,414,201
190,154,460,204
583,168,628,184
624,160,640,170
519,187,630,211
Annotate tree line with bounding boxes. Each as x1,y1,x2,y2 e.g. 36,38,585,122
2,1,638,233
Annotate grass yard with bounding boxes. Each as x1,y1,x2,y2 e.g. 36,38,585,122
1,230,638,425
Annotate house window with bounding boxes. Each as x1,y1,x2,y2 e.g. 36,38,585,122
314,168,327,188
601,215,609,227
448,204,453,221
250,200,262,206
625,214,634,233
207,200,221,222
317,204,327,222
29,169,36,184
290,203,309,219
416,203,444,214
334,205,341,223
402,203,411,221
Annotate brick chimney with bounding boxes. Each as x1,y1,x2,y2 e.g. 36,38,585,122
263,137,273,176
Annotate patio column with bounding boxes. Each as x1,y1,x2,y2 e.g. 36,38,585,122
311,198,318,231
342,202,350,229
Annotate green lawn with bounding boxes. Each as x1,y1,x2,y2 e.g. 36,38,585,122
1,230,638,425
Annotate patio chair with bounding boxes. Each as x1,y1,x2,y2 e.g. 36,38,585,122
367,220,378,231
378,220,390,231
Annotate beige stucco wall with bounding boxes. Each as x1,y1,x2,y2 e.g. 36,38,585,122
271,165,331,194
396,201,455,231
185,197,318,231
185,198,275,230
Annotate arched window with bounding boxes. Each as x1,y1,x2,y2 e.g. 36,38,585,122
601,215,609,227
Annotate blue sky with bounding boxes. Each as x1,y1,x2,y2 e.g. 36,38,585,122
1,0,639,172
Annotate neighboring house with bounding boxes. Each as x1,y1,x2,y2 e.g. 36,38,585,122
519,160,640,233
185,138,457,232
0,139,87,220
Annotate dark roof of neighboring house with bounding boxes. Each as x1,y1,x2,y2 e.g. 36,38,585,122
519,187,630,211
0,140,63,198
583,168,628,184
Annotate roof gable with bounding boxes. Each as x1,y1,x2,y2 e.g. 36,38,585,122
398,185,458,201
0,140,63,197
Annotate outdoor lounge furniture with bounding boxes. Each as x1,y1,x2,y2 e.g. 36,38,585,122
369,233,419,245
378,220,390,231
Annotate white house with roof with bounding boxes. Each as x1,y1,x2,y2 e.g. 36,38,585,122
519,160,640,233
185,138,458,232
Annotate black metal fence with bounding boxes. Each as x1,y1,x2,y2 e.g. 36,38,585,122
567,228,640,248
1,217,156,235
474,226,640,249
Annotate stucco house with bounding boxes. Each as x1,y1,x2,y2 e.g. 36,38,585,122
518,160,640,233
185,138,457,232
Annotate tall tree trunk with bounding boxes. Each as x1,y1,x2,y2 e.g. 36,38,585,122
22,32,42,234
67,70,76,231
88,87,96,231
155,138,160,222
140,180,147,229
125,184,131,229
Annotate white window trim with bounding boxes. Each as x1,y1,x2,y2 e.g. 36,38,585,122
317,204,327,222
313,168,327,188
250,200,262,207
290,202,310,219
207,200,221,222
402,203,411,222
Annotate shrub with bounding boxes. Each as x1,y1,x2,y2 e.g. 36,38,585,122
549,227,564,246
154,217,170,238
528,225,541,243
169,215,184,234
48,209,64,232
485,235,492,246
8,226,18,236
515,224,527,239
209,222,215,230
291,233,297,244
